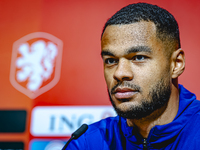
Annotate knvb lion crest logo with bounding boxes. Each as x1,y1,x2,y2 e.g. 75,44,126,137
10,32,63,99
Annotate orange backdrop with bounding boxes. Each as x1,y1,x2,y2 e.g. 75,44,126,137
0,0,200,149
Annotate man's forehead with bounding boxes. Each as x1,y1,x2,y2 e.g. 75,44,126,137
101,21,157,51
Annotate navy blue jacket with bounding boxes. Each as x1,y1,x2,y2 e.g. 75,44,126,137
65,85,200,149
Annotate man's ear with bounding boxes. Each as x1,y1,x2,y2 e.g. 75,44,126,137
171,48,185,79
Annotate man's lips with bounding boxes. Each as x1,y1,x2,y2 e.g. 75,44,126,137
113,88,138,99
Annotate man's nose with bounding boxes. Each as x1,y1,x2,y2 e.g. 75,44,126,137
113,58,133,82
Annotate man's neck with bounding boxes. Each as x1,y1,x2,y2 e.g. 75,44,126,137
126,85,179,138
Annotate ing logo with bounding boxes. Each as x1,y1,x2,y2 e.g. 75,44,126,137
10,32,63,99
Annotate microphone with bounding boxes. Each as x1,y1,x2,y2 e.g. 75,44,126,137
62,124,88,150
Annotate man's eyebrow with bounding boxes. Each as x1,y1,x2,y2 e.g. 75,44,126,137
126,46,152,54
101,46,152,57
101,51,114,58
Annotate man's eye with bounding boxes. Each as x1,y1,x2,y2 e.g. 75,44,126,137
133,55,146,61
104,58,117,64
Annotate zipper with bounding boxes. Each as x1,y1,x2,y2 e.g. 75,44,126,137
143,138,148,150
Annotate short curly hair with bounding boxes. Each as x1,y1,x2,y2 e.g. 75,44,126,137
101,3,180,56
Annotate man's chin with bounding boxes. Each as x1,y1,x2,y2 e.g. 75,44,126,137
110,97,165,120
114,102,137,111
113,105,146,120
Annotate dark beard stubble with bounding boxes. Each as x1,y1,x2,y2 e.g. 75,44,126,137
108,78,171,120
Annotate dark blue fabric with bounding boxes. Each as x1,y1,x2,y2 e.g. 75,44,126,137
65,85,200,150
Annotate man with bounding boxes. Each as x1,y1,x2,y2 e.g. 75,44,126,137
64,3,200,149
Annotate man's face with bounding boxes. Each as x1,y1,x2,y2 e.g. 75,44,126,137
101,21,172,119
